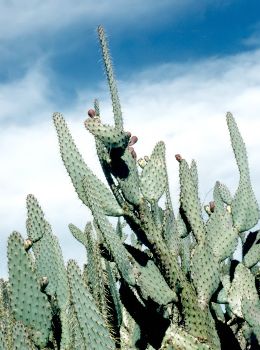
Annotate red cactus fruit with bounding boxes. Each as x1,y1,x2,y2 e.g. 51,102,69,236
175,154,182,162
128,146,137,160
88,109,96,118
129,135,138,146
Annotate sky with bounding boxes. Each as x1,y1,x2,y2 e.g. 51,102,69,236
1,0,260,278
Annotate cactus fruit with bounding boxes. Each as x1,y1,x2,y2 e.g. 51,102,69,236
1,26,260,349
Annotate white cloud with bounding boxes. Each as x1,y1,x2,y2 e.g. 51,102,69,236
0,62,53,123
119,49,260,184
0,47,260,278
0,0,231,41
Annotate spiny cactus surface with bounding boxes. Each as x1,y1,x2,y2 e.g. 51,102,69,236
1,26,260,350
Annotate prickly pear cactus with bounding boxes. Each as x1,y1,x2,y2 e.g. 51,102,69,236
1,26,260,350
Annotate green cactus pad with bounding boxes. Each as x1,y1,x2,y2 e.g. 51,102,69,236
66,301,86,350
243,230,260,268
28,197,69,312
179,235,192,276
97,26,123,131
0,280,12,349
163,213,180,256
120,306,140,349
26,194,46,243
32,225,71,349
116,148,142,206
116,218,128,242
105,260,122,328
12,321,35,350
0,328,7,350
95,135,112,167
179,158,205,243
53,113,123,216
190,242,220,307
206,183,238,261
140,141,167,203
227,113,260,232
67,260,116,349
160,323,212,350
7,232,52,348
227,263,259,318
190,159,199,194
85,118,129,149
94,98,100,117
216,181,233,205
217,272,230,304
176,213,189,239
135,260,178,304
83,223,108,318
241,297,260,343
211,302,225,323
83,175,135,285
180,282,221,348
69,223,88,247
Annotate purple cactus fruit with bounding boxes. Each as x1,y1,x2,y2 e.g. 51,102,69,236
88,109,96,118
175,154,182,162
126,131,132,137
129,135,138,146
128,146,137,160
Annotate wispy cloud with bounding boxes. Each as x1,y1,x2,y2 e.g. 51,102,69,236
0,0,231,41
118,49,260,202
0,62,54,124
0,46,259,278
242,22,260,48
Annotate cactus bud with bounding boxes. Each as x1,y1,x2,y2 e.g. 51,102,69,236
204,205,211,216
39,276,49,291
23,239,32,251
226,205,232,214
209,201,215,213
138,158,147,168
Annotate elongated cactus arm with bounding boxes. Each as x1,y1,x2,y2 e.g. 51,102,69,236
67,260,116,349
7,232,52,348
140,141,167,203
98,26,123,130
206,183,238,262
176,156,206,244
53,113,123,216
227,113,260,232
243,230,260,268
82,175,136,286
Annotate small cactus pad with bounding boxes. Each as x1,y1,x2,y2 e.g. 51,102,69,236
67,260,116,349
7,232,52,347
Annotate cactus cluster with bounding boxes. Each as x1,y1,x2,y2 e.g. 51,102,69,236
1,26,260,349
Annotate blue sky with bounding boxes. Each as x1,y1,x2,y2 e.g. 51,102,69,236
0,0,260,277
1,0,260,116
